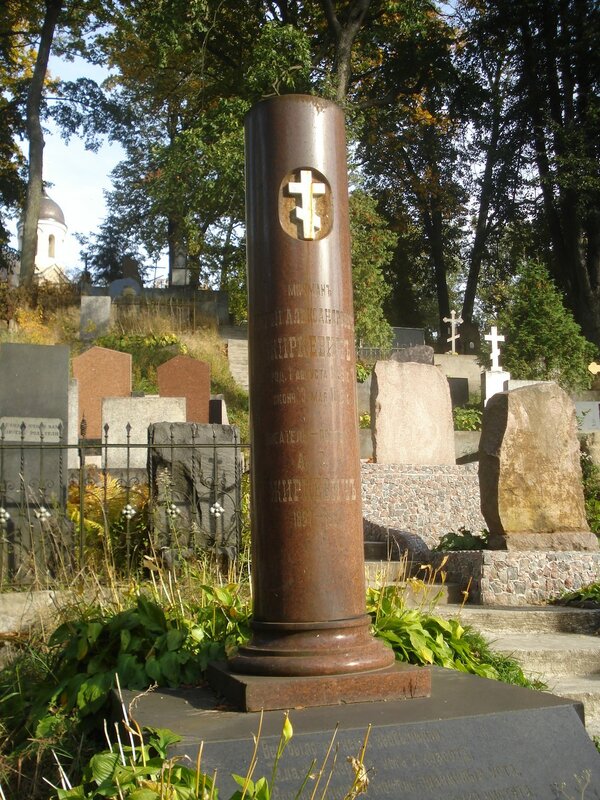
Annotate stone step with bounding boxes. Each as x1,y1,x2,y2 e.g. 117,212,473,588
363,562,464,605
226,338,249,392
484,632,600,679
435,604,600,635
548,675,600,737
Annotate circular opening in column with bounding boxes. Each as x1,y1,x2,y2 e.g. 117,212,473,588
279,167,333,241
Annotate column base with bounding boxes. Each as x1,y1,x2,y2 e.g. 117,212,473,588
207,660,431,712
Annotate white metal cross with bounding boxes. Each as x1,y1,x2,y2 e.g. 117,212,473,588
443,310,463,354
288,169,326,240
484,325,505,371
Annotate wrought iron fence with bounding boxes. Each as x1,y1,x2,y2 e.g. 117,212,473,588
0,420,249,589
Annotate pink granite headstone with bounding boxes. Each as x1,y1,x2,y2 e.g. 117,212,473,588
72,346,132,439
157,355,210,423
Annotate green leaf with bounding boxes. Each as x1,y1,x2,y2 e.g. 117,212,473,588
136,596,167,632
158,650,181,685
121,627,132,652
166,627,186,652
145,657,162,683
90,751,120,785
129,789,161,800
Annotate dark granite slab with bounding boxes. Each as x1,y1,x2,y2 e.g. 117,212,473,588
123,666,600,799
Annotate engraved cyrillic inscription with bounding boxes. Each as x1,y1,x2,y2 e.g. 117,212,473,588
270,334,352,361
270,477,357,503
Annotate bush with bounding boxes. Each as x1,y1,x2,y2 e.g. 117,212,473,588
493,261,595,392
453,405,482,431
433,527,489,551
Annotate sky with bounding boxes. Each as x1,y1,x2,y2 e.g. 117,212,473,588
8,56,125,275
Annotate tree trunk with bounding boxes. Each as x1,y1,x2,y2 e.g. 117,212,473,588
20,0,62,287
320,0,371,101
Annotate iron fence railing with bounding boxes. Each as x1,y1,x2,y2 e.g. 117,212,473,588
0,420,249,589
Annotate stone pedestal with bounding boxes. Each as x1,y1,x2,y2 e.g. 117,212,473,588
481,369,511,406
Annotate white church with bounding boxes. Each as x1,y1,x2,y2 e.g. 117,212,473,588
15,191,69,283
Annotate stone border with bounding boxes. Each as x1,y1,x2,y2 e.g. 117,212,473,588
430,551,600,606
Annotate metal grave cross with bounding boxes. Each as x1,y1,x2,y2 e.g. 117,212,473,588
288,169,326,240
443,310,463,354
484,325,505,371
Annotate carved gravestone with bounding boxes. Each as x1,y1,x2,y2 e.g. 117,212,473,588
0,343,70,579
80,296,112,341
157,355,210,424
371,360,455,465
148,422,242,558
479,383,597,550
72,347,132,439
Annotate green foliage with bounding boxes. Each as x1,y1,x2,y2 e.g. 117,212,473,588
433,528,489,552
494,261,596,391
245,22,312,96
580,441,600,535
349,191,396,349
552,581,600,608
94,332,187,393
452,405,482,431
358,412,371,430
1,590,251,758
355,361,372,383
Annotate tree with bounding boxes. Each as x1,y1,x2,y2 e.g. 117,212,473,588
496,260,595,392
349,190,395,347
477,0,600,344
19,0,62,286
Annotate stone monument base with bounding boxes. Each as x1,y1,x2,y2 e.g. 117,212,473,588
206,661,430,712
431,549,600,605
122,667,600,799
488,530,599,551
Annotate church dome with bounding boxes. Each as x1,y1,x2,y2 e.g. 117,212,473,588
39,192,66,226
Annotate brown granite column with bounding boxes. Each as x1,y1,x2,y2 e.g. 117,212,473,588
209,95,430,710
232,95,391,677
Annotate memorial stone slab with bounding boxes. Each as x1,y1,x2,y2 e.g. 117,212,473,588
0,343,70,574
447,376,469,408
128,668,600,800
148,422,241,555
371,360,455,465
390,344,434,365
157,355,210,423
80,295,112,341
72,347,132,439
575,401,600,432
479,382,597,550
209,396,229,424
101,396,186,468
108,277,142,299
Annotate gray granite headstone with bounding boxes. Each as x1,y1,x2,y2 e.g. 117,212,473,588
148,422,242,558
0,344,70,578
447,376,469,408
101,396,186,468
390,345,434,365
80,295,112,341
575,401,600,432
108,277,142,299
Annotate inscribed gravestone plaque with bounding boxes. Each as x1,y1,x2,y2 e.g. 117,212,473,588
72,346,132,439
371,360,455,465
148,422,241,555
80,295,112,341
157,355,210,423
0,343,70,578
101,396,186,468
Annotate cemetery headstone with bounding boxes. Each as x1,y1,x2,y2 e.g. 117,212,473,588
209,396,229,424
101,397,186,469
391,327,425,347
80,295,112,341
68,378,79,469
575,401,600,432
0,343,70,577
148,422,241,556
390,344,434,365
157,355,210,423
447,376,469,408
209,94,425,711
72,347,132,440
443,309,462,354
479,383,597,550
370,360,455,465
108,277,142,299
482,325,510,405
121,255,143,283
